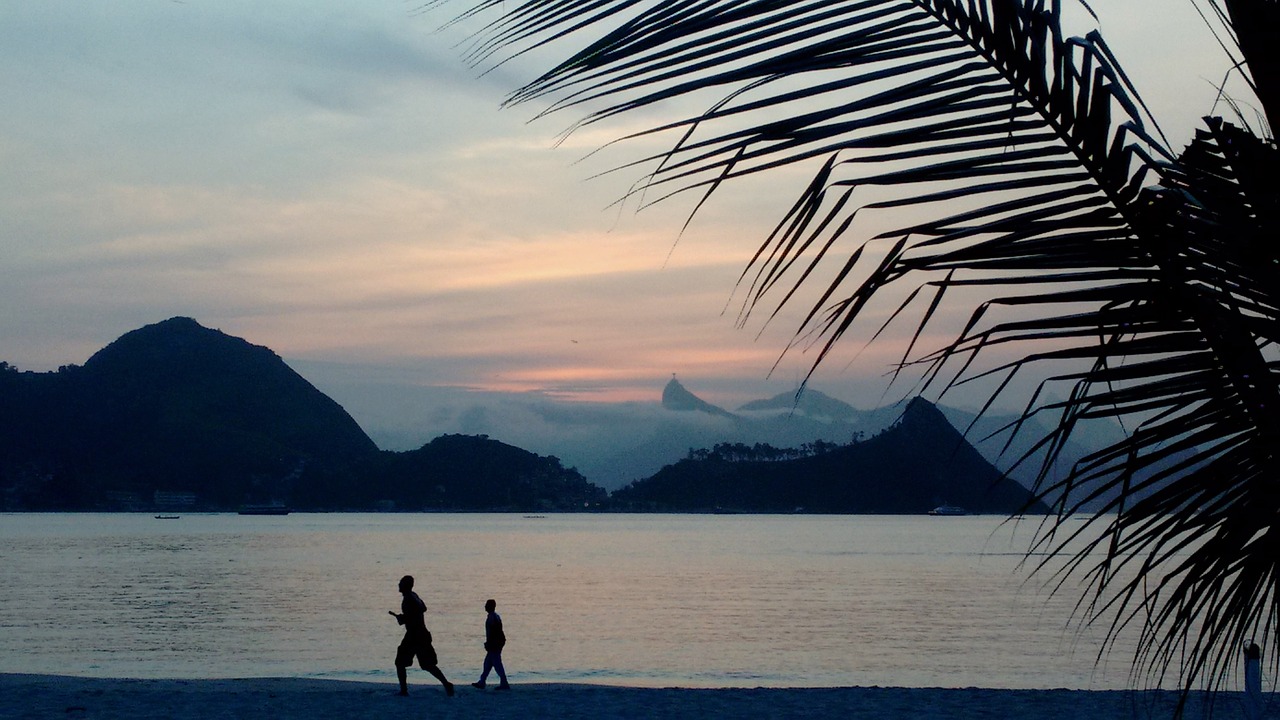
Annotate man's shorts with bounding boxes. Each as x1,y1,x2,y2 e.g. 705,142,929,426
396,631,438,668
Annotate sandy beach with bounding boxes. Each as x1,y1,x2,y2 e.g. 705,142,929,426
0,674,1244,720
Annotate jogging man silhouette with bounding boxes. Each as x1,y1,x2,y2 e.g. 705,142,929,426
390,575,455,697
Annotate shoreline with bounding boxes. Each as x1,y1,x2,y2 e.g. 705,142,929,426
0,674,1247,719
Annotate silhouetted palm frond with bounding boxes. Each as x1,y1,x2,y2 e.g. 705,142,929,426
442,0,1280,706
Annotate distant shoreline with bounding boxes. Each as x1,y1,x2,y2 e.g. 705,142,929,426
0,674,1243,720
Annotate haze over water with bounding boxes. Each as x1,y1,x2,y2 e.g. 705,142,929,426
1,513,1143,690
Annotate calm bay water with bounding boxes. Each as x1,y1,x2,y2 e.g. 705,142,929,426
0,513,1141,689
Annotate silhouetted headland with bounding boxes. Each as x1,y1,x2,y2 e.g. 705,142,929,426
1,318,1044,514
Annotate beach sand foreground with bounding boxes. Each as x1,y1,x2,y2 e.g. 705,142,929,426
0,674,1245,719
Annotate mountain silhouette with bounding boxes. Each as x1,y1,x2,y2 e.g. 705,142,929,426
661,376,736,417
326,434,606,511
2,319,1066,514
612,397,1048,514
736,387,864,422
0,318,605,511
0,317,378,507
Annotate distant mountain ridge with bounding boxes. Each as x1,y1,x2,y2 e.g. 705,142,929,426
614,397,1048,514
646,377,1118,511
0,317,1098,514
737,387,864,422
661,377,736,417
579,378,887,488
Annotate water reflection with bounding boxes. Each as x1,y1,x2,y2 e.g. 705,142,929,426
1,513,1135,689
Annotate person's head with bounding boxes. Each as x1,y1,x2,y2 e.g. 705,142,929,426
485,598,496,613
399,575,414,593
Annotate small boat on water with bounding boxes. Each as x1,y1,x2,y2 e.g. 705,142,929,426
237,504,290,516
928,505,968,516
154,515,181,520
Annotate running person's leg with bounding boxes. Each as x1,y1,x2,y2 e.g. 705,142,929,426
424,664,455,695
394,642,416,695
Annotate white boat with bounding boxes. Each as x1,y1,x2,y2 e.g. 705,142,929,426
928,505,968,516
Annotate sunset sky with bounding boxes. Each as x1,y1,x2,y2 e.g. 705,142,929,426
1,1,1248,425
